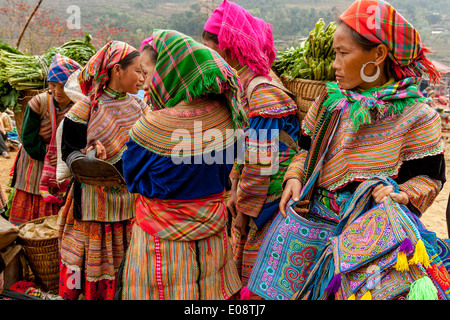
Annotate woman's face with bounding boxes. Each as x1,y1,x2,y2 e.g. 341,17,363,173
140,52,157,93
116,57,145,94
48,81,71,106
332,24,380,90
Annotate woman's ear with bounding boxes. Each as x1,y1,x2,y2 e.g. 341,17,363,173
374,44,389,67
112,64,122,79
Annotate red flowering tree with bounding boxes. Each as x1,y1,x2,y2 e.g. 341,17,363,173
0,0,128,53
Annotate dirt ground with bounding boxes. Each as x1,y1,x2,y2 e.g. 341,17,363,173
1,141,450,239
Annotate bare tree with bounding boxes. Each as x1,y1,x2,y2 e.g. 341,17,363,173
16,0,43,49
198,0,220,16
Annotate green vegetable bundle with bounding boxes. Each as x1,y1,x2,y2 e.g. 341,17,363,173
0,33,96,92
0,33,96,112
273,19,337,81
0,41,23,112
41,33,97,67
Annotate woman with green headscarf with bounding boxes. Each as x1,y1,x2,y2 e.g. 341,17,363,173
118,30,246,300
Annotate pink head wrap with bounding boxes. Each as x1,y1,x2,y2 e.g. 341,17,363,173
140,36,156,51
203,0,276,78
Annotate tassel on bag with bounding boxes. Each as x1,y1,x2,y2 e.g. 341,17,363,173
409,239,431,268
347,291,372,300
407,276,438,300
240,286,252,300
325,274,341,298
360,291,372,300
394,238,414,272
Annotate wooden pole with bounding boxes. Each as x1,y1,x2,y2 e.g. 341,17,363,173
16,0,43,49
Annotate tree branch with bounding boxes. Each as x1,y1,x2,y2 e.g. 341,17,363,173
16,0,43,49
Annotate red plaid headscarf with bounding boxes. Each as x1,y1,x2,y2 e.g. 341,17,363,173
340,0,442,83
78,41,138,108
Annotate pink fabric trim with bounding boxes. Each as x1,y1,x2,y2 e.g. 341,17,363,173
154,236,166,300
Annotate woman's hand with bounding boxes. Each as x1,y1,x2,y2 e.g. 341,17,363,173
372,184,409,205
226,178,239,218
49,154,58,167
85,140,107,160
234,211,249,236
279,178,309,218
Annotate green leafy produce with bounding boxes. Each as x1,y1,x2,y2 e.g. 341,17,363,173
0,33,96,112
41,33,97,67
273,19,337,81
1,33,96,91
0,41,23,112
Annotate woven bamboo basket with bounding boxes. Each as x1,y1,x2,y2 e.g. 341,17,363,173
281,77,327,123
17,216,59,292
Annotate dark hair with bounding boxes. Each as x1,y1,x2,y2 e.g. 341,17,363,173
202,30,219,45
108,50,141,77
141,44,158,64
337,19,395,80
118,50,141,69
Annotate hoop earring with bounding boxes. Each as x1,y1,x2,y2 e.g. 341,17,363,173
360,61,380,83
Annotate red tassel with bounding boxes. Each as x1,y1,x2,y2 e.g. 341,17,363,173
42,194,63,204
240,286,252,300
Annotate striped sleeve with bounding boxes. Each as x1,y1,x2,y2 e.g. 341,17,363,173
236,163,271,218
229,161,242,180
282,150,308,187
301,94,321,136
399,175,442,214
235,116,280,218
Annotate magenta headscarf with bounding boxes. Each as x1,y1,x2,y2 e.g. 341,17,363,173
140,36,156,51
203,0,276,79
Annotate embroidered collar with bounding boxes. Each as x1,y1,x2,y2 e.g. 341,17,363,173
323,77,427,131
104,86,127,99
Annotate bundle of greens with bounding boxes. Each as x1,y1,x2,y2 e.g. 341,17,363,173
41,33,96,67
0,41,23,112
273,19,337,81
0,33,96,112
0,33,96,92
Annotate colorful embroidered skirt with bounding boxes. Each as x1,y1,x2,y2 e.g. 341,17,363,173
58,186,132,300
120,223,242,300
9,189,61,225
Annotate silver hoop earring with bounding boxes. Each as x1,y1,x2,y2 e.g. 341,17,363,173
360,61,380,83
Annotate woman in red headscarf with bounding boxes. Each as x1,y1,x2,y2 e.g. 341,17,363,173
249,0,448,300
203,0,301,300
58,41,149,300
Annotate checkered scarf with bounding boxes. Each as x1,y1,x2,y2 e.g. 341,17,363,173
146,29,247,129
47,54,81,85
324,77,427,131
78,41,137,109
340,0,442,83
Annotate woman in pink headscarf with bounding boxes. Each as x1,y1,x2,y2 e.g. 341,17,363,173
203,0,300,300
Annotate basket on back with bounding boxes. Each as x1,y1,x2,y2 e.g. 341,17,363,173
281,77,327,123
17,215,59,292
